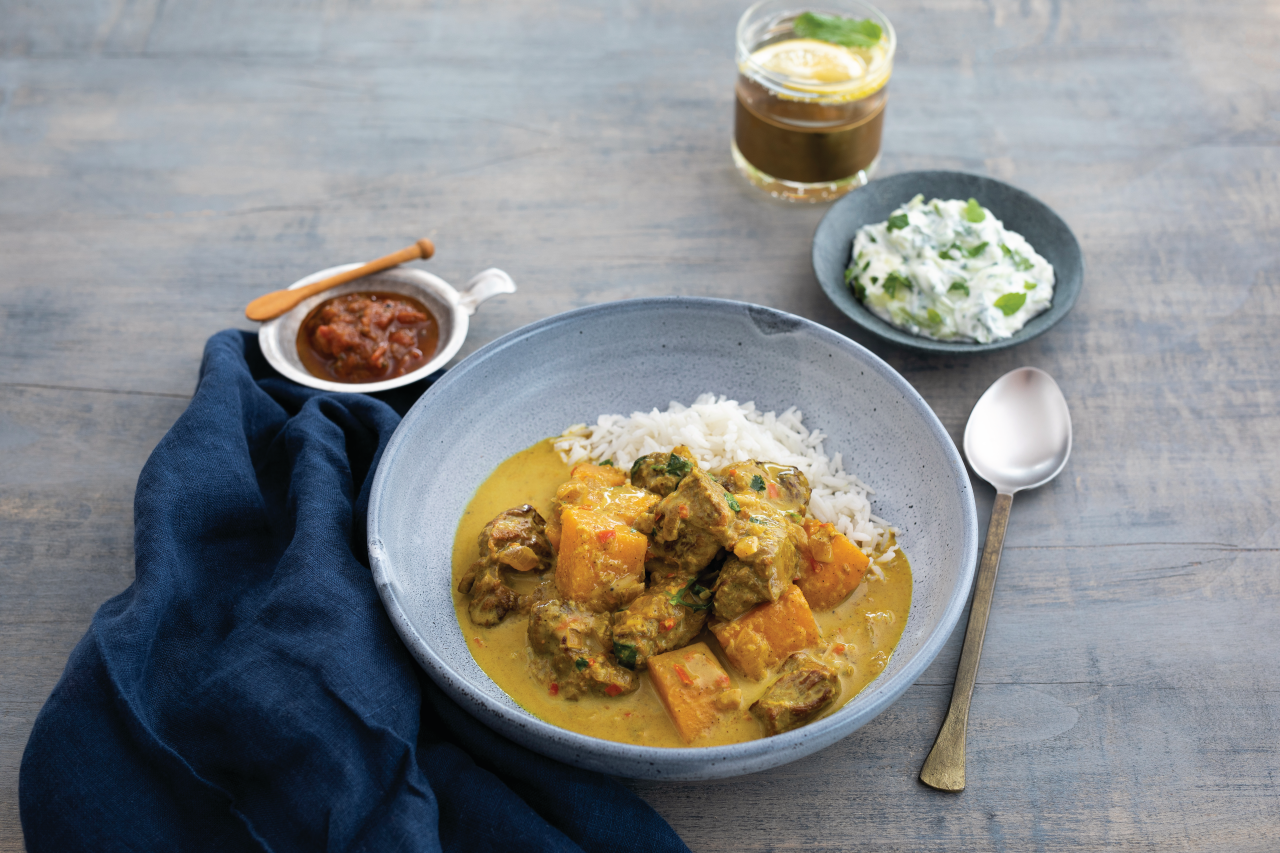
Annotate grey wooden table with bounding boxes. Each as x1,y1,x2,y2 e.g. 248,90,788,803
3,1,1278,850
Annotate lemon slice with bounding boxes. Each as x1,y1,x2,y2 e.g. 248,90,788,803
751,38,867,85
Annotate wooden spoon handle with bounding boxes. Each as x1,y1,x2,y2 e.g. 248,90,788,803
245,238,435,322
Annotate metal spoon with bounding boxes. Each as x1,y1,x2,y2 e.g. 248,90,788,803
919,367,1072,792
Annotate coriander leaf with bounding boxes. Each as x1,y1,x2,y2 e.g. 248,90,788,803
575,657,589,671
844,267,855,284
870,276,879,284
853,281,867,300
1025,280,1037,290
869,235,877,243
994,292,1026,316
861,260,870,272
600,459,614,466
748,515,773,525
887,212,910,231
725,493,742,513
630,458,646,478
949,281,970,297
666,454,692,479
615,642,638,669
964,198,985,223
965,241,989,258
792,11,883,48
667,577,713,612
750,474,766,492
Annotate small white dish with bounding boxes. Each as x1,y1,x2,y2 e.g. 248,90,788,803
257,264,515,393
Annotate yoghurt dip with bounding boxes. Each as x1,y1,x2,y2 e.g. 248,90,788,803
847,195,1054,342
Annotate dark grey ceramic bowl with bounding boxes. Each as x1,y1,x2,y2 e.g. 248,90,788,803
368,298,979,780
813,170,1084,354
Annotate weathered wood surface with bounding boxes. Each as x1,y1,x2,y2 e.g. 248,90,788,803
1,0,1277,849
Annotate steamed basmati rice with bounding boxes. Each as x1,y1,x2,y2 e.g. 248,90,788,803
553,394,895,562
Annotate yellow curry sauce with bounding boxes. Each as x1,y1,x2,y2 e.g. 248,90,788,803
450,439,912,748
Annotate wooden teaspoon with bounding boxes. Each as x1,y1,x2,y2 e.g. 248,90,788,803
244,238,435,322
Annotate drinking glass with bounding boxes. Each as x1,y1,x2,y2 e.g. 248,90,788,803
733,0,897,202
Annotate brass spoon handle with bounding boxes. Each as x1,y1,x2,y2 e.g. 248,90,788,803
919,491,1013,792
244,238,435,322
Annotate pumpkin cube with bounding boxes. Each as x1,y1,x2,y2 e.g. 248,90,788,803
649,642,734,744
555,505,646,611
711,585,821,680
569,462,627,488
796,520,870,611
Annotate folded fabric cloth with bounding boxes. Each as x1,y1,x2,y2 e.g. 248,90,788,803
20,330,689,853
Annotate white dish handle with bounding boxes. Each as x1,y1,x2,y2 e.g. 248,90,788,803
457,268,516,316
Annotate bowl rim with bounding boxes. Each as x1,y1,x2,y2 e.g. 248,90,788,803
257,263,469,394
368,296,979,779
812,169,1084,354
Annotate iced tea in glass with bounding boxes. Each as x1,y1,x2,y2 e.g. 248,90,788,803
733,1,896,202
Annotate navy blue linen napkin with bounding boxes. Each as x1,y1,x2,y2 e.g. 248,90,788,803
20,330,689,853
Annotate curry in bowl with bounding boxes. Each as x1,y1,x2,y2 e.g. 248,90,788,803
451,400,912,748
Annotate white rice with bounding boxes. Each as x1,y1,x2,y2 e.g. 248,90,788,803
553,393,895,558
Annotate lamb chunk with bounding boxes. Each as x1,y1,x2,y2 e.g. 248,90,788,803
527,598,638,699
717,461,811,514
612,578,711,670
477,505,552,573
750,654,840,736
712,502,802,620
649,468,737,576
458,561,521,627
629,445,696,497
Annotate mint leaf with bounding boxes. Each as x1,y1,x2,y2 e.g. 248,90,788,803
844,267,855,284
793,12,883,48
926,308,943,325
938,248,956,260
949,281,970,297
999,243,1035,271
965,241,988,258
853,280,867,300
964,198,985,223
1025,280,1037,290
994,292,1026,316
887,213,909,231
883,271,912,298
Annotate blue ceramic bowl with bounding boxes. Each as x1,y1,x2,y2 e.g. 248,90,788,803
368,298,978,780
813,170,1084,354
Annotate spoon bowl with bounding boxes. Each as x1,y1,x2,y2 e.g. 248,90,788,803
964,368,1072,494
